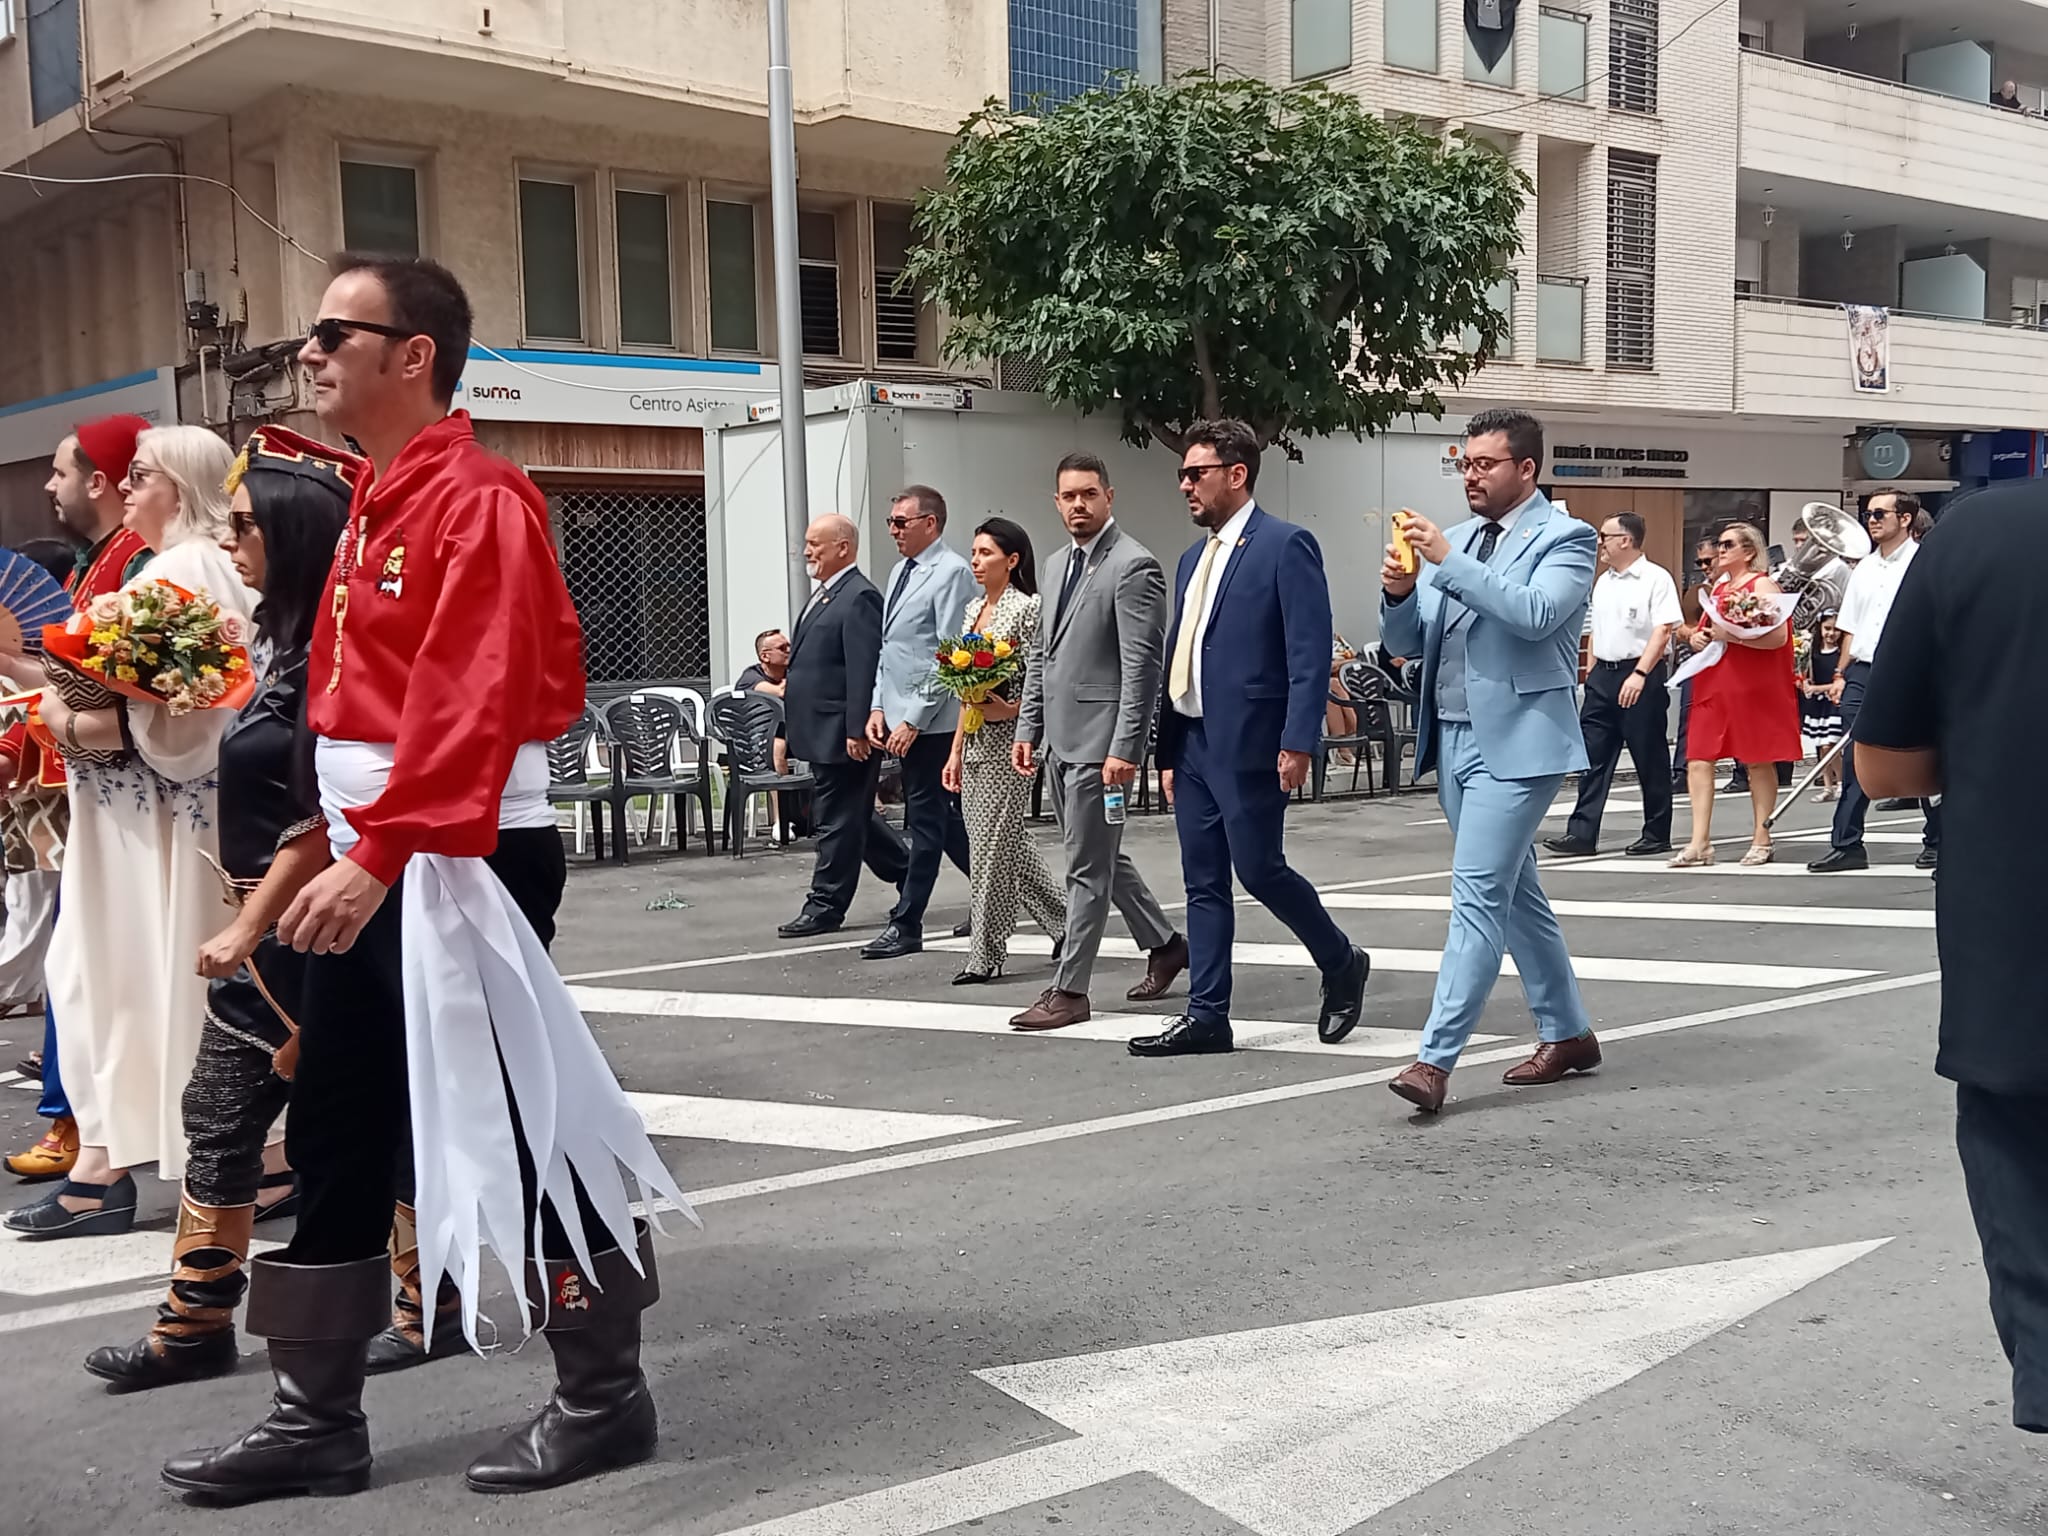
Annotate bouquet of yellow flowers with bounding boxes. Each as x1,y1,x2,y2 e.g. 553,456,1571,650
44,581,254,717
929,630,1020,734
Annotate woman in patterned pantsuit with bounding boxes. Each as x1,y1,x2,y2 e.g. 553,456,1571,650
943,519,1067,984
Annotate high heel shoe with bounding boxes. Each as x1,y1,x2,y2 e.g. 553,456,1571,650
1739,842,1774,867
1667,845,1716,869
5,1172,138,1239
952,966,1003,986
253,1169,300,1225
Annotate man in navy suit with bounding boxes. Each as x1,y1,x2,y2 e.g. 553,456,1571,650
1378,408,1601,1114
1128,419,1369,1058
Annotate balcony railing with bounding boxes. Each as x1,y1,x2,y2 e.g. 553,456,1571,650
1537,275,1585,364
1734,292,2048,427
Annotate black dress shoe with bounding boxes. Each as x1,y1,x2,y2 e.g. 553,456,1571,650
1807,845,1868,873
1316,947,1371,1045
861,924,923,960
952,918,972,938
1915,847,1939,871
1542,836,1598,857
1876,797,1916,812
778,911,843,938
1128,1015,1234,1057
1623,837,1672,857
952,967,1002,985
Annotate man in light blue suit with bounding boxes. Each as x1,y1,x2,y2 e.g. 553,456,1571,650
1378,408,1601,1114
863,485,979,960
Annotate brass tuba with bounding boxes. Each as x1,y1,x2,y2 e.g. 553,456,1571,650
1776,502,1872,633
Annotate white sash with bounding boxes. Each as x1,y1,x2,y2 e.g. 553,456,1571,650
319,740,699,1352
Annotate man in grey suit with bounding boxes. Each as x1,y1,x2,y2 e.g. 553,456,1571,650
863,485,979,960
1011,453,1187,1030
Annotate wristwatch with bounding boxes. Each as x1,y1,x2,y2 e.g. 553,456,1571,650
62,713,81,753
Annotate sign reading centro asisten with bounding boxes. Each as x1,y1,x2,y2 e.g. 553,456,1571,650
452,349,777,428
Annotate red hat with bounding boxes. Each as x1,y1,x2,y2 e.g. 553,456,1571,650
72,414,150,484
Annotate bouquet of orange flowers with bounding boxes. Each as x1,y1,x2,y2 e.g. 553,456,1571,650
44,581,255,717
929,630,1020,734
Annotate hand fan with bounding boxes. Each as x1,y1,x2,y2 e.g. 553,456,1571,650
0,549,72,655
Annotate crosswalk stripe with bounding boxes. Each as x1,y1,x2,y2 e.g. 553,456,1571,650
1321,893,1933,930
931,935,1871,990
1555,860,1930,879
0,1230,283,1298
569,986,1499,1058
624,1091,1011,1152
1412,798,1643,828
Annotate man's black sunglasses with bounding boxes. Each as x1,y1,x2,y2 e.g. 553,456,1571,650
307,317,415,353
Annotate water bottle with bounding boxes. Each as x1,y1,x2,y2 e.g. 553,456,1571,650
1103,783,1127,824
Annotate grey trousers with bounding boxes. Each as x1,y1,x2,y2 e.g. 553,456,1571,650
1046,753,1174,995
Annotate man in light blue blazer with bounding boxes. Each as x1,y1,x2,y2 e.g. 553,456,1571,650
863,485,979,960
1378,408,1600,1114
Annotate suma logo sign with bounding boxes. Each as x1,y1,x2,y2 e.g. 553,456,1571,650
451,349,776,428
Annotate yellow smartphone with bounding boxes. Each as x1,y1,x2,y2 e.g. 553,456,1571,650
1391,510,1419,574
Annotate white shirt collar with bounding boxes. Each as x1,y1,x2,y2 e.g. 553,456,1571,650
1874,537,1916,566
1603,554,1647,579
1208,500,1257,548
817,563,855,593
1070,518,1116,562
1484,491,1542,541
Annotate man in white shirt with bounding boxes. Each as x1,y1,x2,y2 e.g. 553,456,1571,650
1546,512,1682,857
1810,489,1939,872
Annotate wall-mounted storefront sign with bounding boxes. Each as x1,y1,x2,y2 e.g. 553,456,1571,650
1550,443,1691,481
0,367,178,468
454,349,777,428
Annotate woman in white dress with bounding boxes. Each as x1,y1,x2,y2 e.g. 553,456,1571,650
5,426,257,1238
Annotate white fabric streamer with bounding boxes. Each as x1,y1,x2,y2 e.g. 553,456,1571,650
401,856,698,1353
316,738,698,1354
1669,589,1799,688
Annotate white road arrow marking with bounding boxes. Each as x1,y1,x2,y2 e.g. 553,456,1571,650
711,1241,1887,1536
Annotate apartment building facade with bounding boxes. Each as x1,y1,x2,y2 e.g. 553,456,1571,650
1163,0,2048,576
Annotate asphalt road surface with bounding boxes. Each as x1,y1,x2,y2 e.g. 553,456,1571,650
2,780,2032,1536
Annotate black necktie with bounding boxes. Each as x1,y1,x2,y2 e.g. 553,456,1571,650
1055,547,1086,629
1476,521,1503,563
887,559,915,621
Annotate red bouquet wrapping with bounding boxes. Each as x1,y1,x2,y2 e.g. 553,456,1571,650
41,580,255,720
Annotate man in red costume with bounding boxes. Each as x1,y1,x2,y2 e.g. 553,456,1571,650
165,256,688,1504
1,414,151,1182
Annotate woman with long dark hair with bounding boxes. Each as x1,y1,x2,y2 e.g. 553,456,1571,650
83,426,357,1390
942,517,1067,982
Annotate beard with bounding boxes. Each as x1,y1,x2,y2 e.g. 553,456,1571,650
805,559,821,579
52,490,94,535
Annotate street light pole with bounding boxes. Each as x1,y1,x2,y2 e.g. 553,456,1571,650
767,0,813,619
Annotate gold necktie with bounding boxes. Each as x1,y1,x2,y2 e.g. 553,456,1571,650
1169,536,1224,705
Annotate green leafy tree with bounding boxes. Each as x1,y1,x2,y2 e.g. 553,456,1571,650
904,75,1528,456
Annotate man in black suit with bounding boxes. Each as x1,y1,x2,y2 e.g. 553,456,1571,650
779,515,909,937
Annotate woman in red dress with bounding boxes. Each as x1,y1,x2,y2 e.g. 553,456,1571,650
1671,521,1801,868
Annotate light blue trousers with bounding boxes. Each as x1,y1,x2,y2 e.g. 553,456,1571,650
1420,720,1592,1069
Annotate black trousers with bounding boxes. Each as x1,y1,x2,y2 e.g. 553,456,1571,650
887,731,970,929
805,756,910,920
1832,660,1942,853
1957,1084,2048,1433
283,829,602,1267
1566,660,1672,846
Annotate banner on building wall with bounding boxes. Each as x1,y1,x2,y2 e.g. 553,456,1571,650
1464,0,1520,70
1845,305,1891,394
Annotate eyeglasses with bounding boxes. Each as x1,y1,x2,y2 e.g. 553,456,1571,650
1177,462,1230,485
1459,455,1515,477
306,317,415,354
230,508,255,540
1716,538,1744,551
126,464,159,487
885,512,935,531
1596,532,1632,543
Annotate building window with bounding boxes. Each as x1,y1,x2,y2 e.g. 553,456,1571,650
1538,7,1588,100
1609,0,1658,113
1292,0,1351,78
1606,149,1657,368
1008,0,1138,110
615,188,675,349
1384,0,1438,71
706,200,761,353
1464,15,1515,86
872,204,927,364
798,210,842,358
339,160,423,257
25,0,82,125
518,177,585,343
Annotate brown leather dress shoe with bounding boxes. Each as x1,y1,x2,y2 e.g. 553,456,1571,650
1388,1062,1448,1114
1126,933,1188,1002
1010,989,1091,1031
1501,1031,1602,1086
